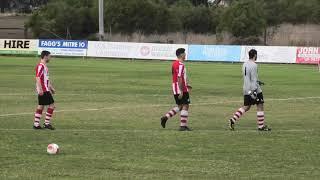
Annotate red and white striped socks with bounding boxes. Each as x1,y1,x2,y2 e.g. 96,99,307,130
165,107,180,119
164,107,189,127
45,108,55,125
230,107,246,123
34,109,43,127
180,110,188,127
257,111,265,129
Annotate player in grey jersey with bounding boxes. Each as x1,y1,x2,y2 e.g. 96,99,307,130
228,49,271,131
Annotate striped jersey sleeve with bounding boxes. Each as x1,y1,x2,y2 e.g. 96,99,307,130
36,64,44,77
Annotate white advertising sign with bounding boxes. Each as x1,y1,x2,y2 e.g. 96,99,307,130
87,41,188,60
134,43,188,60
0,39,38,55
87,41,136,58
240,46,296,63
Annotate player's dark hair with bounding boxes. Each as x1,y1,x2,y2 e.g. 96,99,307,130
249,49,257,59
176,48,186,57
41,51,51,59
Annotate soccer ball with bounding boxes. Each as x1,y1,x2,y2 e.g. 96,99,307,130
47,143,60,155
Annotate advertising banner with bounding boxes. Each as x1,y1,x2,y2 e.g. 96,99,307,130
240,46,296,63
296,47,320,64
0,39,307,65
87,41,188,60
134,43,188,60
87,41,136,58
0,39,38,55
188,45,241,62
38,39,88,56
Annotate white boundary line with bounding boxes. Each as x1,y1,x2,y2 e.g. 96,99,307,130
0,128,314,133
0,96,320,118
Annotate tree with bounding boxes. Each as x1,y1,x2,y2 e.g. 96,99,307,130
105,0,170,35
0,0,8,13
261,0,320,24
182,6,218,33
283,0,320,24
191,0,209,6
26,0,320,41
162,0,209,6
26,0,97,39
219,0,266,40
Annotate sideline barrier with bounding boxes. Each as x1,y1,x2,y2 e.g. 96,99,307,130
240,46,296,63
87,41,188,60
0,39,38,55
0,39,319,64
188,45,241,62
38,39,88,56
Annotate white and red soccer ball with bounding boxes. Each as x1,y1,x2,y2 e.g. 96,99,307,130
47,143,60,155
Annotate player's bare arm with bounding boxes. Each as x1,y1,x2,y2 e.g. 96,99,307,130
186,78,192,92
49,81,56,94
186,76,192,89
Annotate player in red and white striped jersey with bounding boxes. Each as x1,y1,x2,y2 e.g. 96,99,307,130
33,51,56,130
161,48,192,131
171,58,189,95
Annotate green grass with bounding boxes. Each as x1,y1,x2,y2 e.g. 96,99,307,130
0,56,319,180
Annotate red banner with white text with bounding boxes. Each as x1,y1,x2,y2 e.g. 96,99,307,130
296,47,320,64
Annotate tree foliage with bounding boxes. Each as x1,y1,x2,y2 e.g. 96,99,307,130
26,0,320,40
26,0,96,39
105,0,171,34
219,0,266,38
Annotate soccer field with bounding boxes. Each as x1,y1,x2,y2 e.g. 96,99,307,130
0,56,319,179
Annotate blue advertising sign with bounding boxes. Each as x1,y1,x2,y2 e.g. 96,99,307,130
38,39,88,56
188,45,241,62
